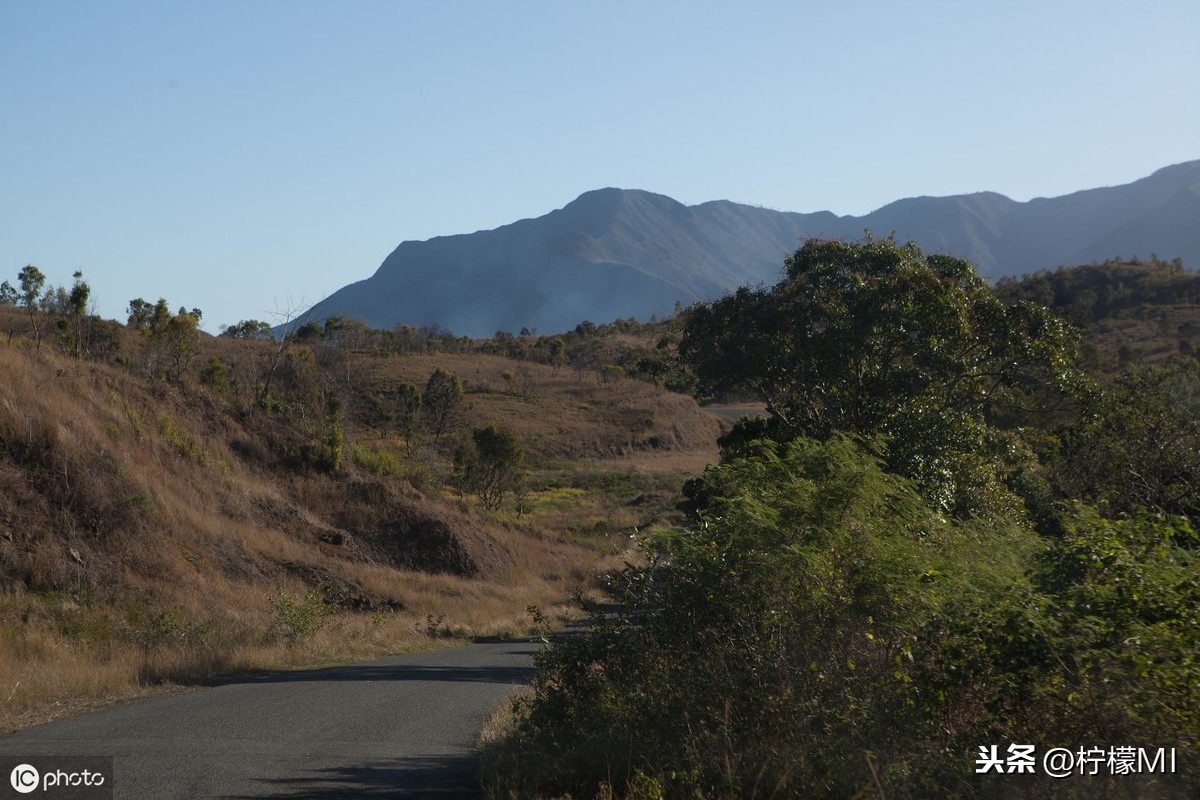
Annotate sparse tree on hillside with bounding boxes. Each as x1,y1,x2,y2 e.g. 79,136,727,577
56,271,92,358
162,307,202,383
18,265,47,349
2,279,20,345
452,422,524,510
220,319,274,340
126,297,160,331
126,297,202,382
599,364,624,385
367,380,422,449
68,272,89,317
325,393,345,472
256,301,308,409
450,433,477,500
422,367,464,442
471,422,524,510
396,381,422,452
547,336,566,376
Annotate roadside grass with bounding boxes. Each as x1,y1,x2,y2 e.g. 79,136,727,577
478,687,534,800
0,562,585,733
479,686,671,800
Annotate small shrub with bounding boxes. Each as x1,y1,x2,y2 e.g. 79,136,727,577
351,445,403,477
157,413,206,463
403,462,433,493
268,589,331,643
122,493,155,518
198,356,230,394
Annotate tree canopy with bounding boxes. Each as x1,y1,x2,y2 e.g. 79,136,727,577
679,237,1082,515
455,422,525,510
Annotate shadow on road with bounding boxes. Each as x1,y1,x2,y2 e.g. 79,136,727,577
226,755,481,799
193,638,544,690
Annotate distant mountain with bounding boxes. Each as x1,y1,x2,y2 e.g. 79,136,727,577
302,161,1200,337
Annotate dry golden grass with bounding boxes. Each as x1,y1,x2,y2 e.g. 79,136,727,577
0,325,720,733
478,685,535,799
355,352,720,462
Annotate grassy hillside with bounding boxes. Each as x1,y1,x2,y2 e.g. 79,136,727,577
0,303,719,733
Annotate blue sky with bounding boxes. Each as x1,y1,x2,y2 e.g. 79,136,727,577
2,0,1197,331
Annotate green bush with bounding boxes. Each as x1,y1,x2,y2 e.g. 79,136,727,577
268,589,331,643
491,438,1198,798
351,445,404,477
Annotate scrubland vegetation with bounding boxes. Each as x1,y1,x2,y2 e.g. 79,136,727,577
482,241,1200,799
3,245,1198,799
0,274,717,733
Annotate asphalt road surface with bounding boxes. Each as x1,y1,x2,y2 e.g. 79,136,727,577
0,638,540,798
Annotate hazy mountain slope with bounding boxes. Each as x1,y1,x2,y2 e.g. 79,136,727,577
302,160,1200,337
305,189,820,336
854,192,1018,273
1000,159,1200,272
1065,183,1200,268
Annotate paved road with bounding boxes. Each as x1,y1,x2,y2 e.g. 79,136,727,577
0,639,539,798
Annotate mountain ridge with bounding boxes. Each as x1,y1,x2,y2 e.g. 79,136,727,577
301,160,1200,337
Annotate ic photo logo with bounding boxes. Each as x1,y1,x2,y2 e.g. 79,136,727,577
10,764,39,794
5,760,109,797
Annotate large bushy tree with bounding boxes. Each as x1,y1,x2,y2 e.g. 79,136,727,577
679,237,1082,515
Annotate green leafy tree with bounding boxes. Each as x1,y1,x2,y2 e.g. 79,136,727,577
1052,360,1200,521
395,381,421,452
679,237,1081,516
56,271,92,357
469,422,524,510
67,271,89,317
17,265,47,349
451,423,524,509
422,367,464,442
126,297,161,331
1029,507,1200,738
450,433,478,500
126,298,201,382
220,319,274,340
0,280,18,306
